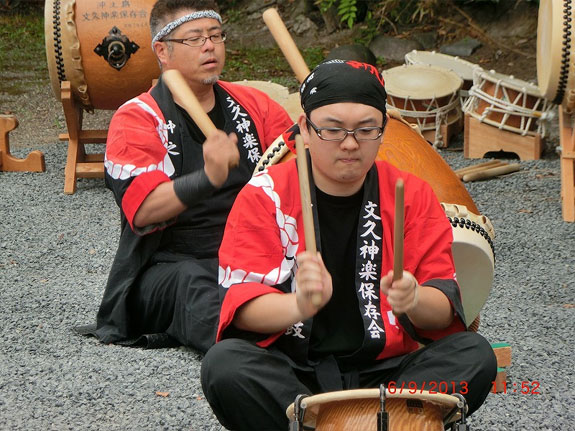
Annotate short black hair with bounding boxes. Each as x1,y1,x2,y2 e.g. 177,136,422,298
150,0,220,39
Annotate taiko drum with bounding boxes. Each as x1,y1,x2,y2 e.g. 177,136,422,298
45,0,160,111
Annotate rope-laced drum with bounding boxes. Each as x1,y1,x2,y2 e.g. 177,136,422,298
463,69,554,137
286,388,467,430
255,113,494,327
404,50,483,106
537,0,575,112
382,64,463,148
45,0,160,111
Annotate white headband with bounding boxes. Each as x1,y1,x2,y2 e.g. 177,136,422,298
152,10,222,45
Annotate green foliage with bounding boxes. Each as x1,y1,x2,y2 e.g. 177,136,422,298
0,10,47,94
315,0,359,29
224,46,325,92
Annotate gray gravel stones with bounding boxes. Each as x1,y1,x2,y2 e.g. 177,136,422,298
1,143,573,430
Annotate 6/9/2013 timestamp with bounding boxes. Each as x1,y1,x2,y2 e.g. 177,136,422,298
492,380,540,394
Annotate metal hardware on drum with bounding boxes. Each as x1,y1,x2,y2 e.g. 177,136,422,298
377,384,389,431
291,394,310,431
449,394,470,431
94,26,140,71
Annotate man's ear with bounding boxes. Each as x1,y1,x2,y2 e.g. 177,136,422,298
297,113,309,141
153,41,169,67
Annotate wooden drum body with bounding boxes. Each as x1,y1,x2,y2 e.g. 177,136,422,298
45,0,160,111
463,69,553,137
255,116,494,326
286,389,461,431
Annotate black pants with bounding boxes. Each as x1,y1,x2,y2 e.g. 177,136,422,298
127,256,219,353
201,332,497,431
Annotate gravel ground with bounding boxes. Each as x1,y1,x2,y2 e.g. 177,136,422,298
1,129,574,430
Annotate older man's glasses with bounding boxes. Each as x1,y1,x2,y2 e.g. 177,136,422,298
163,32,227,47
306,117,386,142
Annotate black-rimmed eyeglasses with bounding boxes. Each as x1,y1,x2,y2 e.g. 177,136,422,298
306,116,386,143
162,32,227,47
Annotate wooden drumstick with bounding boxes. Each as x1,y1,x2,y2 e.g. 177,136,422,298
162,69,217,137
262,8,310,84
455,160,507,179
462,163,521,182
393,179,404,282
295,134,322,307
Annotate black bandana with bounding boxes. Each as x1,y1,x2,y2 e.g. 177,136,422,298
300,59,388,116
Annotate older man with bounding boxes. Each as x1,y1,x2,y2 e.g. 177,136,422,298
201,60,496,430
79,0,293,352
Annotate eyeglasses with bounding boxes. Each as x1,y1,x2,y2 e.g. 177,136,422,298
306,116,386,143
162,32,227,47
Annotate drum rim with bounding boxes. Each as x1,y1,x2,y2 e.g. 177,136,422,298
405,49,481,81
476,69,543,97
383,64,463,99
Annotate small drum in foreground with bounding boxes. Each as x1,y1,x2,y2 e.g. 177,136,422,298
45,0,160,111
404,50,483,105
463,69,554,138
286,388,466,430
382,64,463,148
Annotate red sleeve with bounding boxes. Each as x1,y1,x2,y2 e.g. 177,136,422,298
403,176,466,337
217,166,302,344
105,95,173,231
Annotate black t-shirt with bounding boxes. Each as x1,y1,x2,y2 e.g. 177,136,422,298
309,186,365,359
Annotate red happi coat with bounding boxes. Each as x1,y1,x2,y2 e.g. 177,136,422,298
95,79,293,344
217,159,466,365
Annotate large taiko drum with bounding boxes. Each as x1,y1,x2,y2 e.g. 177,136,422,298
537,0,575,111
286,389,464,430
463,69,554,137
382,64,463,148
45,0,160,111
255,115,494,326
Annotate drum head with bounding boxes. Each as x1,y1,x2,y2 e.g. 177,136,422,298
233,80,290,105
383,64,463,99
536,0,570,104
405,50,479,82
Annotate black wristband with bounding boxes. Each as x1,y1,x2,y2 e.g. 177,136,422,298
172,169,217,207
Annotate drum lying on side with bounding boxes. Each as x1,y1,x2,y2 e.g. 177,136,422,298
45,0,160,111
536,0,575,111
463,68,554,137
255,116,494,326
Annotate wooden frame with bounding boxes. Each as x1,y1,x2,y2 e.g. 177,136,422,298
559,109,575,222
0,115,45,172
464,114,542,161
59,81,107,194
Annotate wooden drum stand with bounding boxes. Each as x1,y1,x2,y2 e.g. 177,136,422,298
558,109,575,222
0,115,45,173
59,82,107,194
536,0,575,222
